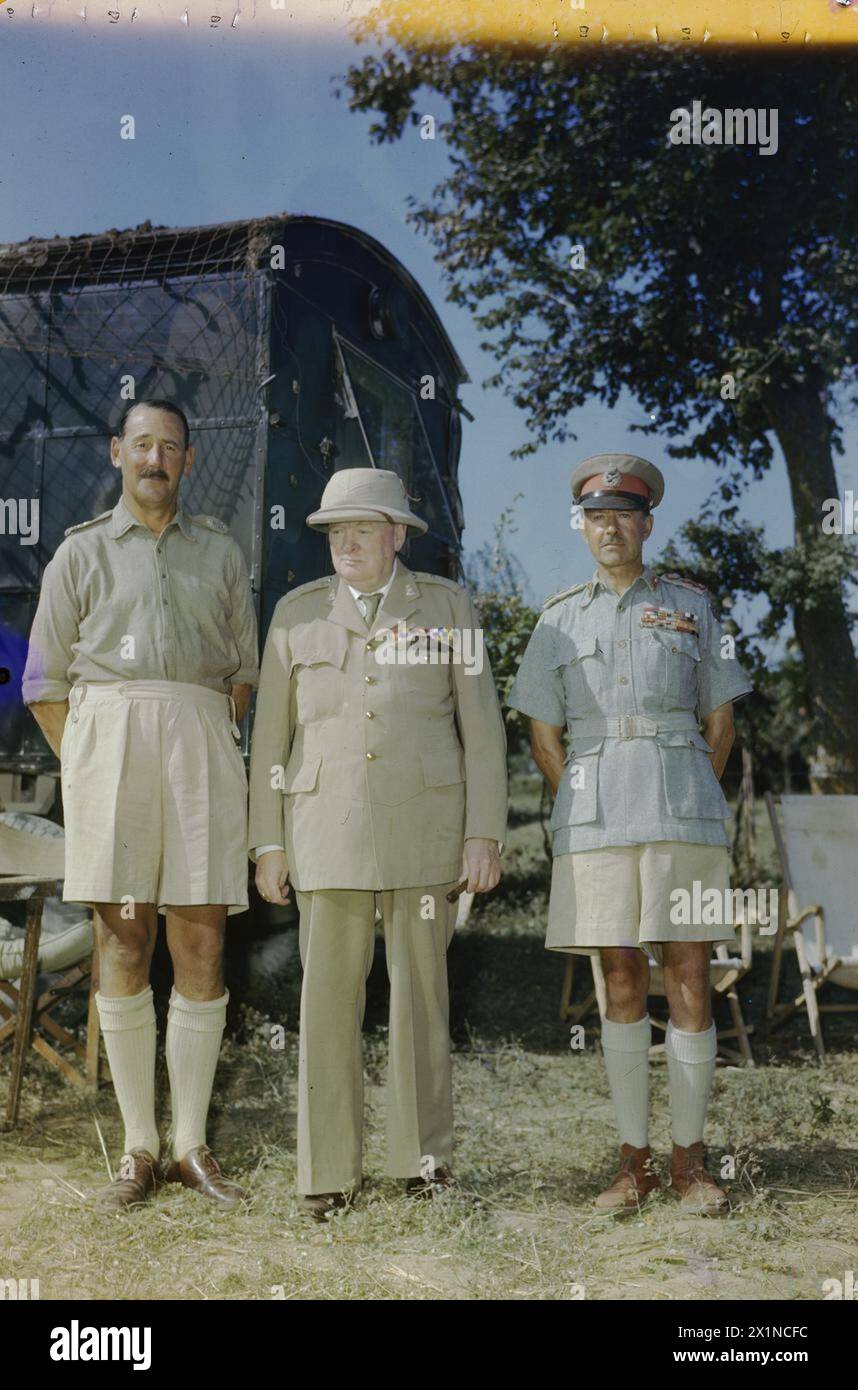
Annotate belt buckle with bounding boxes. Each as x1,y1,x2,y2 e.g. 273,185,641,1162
618,716,632,741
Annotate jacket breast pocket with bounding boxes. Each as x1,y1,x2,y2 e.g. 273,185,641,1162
553,635,603,714
289,626,348,724
642,627,700,708
657,730,729,820
549,735,603,829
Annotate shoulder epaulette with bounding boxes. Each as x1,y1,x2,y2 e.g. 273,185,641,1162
658,572,709,595
281,576,333,603
542,582,587,611
64,511,112,538
190,513,229,535
409,571,463,592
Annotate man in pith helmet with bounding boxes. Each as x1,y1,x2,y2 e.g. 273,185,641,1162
248,467,508,1219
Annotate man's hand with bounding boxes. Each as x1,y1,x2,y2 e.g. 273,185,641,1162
230,682,252,724
529,718,566,797
255,850,291,905
27,700,70,760
461,838,501,894
700,702,735,780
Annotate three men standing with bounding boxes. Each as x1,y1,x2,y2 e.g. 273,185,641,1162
248,468,507,1217
509,456,753,1212
23,421,750,1222
23,400,258,1211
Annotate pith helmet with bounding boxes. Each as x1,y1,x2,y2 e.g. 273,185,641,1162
570,454,665,511
306,468,428,535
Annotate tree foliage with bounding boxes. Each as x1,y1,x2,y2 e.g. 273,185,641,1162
343,32,858,785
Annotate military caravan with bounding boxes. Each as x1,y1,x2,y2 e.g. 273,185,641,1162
0,213,469,811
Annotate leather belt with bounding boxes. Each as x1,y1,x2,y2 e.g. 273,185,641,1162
568,713,699,741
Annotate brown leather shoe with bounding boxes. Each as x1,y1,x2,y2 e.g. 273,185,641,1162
669,1142,730,1213
95,1150,160,1212
302,1191,353,1222
161,1146,247,1209
594,1144,661,1212
405,1165,472,1201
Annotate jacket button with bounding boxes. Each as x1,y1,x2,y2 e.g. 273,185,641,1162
619,676,629,685
364,675,376,684
365,710,375,719
366,752,376,760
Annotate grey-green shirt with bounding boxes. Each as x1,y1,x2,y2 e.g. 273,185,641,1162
507,567,753,854
22,495,259,702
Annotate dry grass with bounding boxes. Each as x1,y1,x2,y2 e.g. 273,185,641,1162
1,777,857,1300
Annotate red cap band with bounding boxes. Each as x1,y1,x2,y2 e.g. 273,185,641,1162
580,472,651,500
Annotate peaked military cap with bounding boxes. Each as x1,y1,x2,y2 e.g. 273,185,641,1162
570,454,665,511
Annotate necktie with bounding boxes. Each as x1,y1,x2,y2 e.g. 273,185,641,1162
357,591,382,627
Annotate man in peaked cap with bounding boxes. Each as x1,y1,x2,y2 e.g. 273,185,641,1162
248,468,507,1219
22,399,258,1212
508,454,753,1214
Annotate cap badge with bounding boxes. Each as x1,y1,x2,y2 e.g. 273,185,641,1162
602,468,622,487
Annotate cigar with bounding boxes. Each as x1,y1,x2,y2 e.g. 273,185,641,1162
446,878,470,903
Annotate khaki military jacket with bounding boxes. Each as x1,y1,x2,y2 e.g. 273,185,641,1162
247,563,508,891
508,568,753,855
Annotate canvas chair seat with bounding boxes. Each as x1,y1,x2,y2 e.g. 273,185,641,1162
765,793,858,1060
0,918,93,977
0,814,106,1130
0,811,67,877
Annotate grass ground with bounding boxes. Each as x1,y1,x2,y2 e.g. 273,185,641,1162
1,776,856,1301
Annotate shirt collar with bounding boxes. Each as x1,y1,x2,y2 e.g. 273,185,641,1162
109,494,195,541
347,557,398,604
581,565,659,607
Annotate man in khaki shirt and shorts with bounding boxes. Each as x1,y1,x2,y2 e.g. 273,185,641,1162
509,456,752,1214
22,399,258,1212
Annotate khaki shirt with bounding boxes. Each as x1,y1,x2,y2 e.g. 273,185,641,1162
22,495,259,702
508,567,753,855
248,562,508,891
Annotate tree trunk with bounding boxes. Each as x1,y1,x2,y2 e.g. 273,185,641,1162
761,378,858,793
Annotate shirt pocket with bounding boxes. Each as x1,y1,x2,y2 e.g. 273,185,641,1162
657,729,729,819
289,626,348,724
549,735,604,828
641,627,701,708
552,634,604,714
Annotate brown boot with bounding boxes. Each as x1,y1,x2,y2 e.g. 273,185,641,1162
594,1144,661,1212
405,1166,476,1203
94,1150,160,1212
670,1142,730,1213
302,1191,354,1222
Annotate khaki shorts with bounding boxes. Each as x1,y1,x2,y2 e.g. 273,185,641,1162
61,680,249,916
546,841,734,965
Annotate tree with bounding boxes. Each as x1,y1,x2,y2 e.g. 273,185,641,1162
463,498,539,755
343,32,858,789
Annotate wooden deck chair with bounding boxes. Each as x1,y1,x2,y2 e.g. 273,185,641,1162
765,792,858,1061
559,916,756,1066
0,815,107,1129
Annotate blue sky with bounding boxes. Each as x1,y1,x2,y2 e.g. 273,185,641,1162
2,22,856,622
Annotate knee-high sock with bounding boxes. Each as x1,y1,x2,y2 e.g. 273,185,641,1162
165,988,228,1160
600,1015,651,1149
95,986,159,1160
665,1020,717,1146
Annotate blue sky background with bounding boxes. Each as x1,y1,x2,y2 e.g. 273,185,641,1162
2,23,856,627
